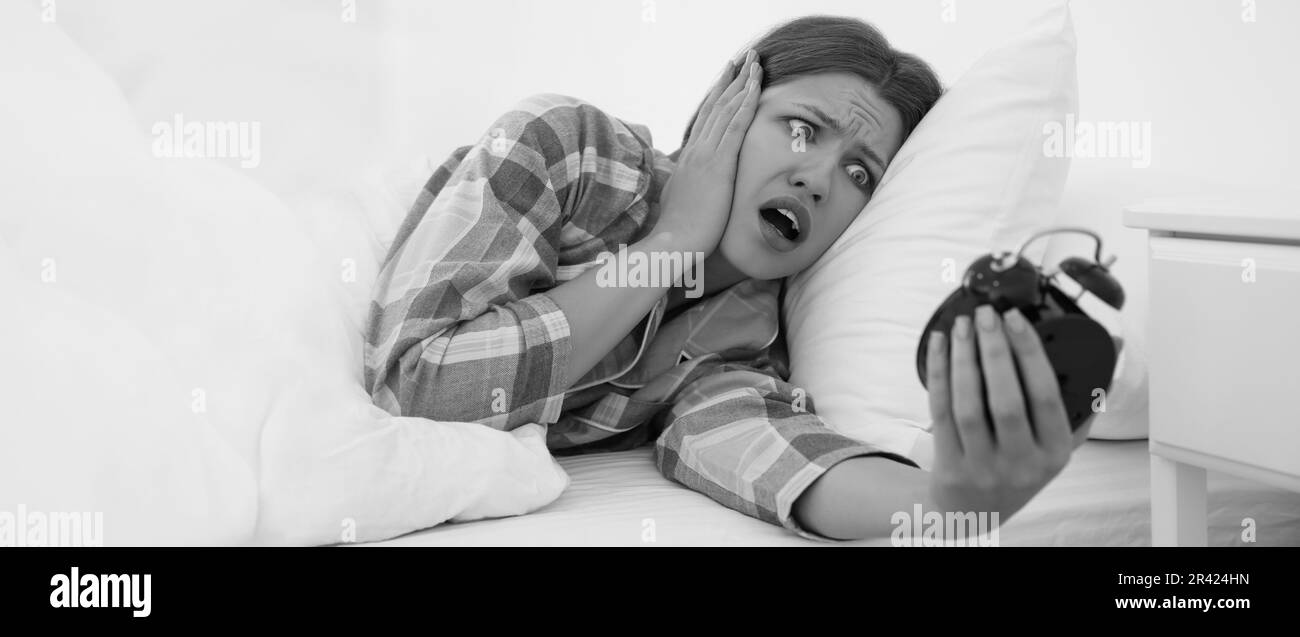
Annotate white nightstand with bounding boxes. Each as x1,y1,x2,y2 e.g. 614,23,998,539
1124,196,1300,546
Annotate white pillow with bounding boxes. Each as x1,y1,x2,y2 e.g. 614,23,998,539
0,4,568,546
783,1,1078,470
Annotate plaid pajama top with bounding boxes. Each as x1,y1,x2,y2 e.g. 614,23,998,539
364,93,915,540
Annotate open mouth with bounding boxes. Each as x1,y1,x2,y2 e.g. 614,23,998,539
760,207,801,241
756,195,811,248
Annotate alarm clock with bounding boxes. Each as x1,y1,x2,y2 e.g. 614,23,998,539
915,227,1125,430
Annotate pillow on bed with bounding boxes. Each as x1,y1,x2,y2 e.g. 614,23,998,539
0,4,568,546
783,1,1078,470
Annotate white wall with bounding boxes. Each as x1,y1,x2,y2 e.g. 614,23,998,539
379,0,1299,192
48,0,1298,194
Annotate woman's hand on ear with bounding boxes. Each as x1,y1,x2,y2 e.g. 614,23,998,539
650,49,762,258
924,305,1090,524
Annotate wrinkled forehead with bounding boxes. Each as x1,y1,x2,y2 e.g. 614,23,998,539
760,73,905,162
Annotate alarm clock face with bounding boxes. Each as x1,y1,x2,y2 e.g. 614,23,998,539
916,265,1122,432
915,230,1126,432
916,310,1118,432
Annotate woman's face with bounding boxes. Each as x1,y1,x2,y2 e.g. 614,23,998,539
717,72,906,280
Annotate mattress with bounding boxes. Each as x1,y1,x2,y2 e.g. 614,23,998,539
362,440,1300,546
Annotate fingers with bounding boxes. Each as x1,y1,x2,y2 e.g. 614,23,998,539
690,50,749,142
716,64,762,150
699,54,757,143
949,315,994,460
1002,308,1073,454
702,60,759,148
926,331,962,461
973,305,1034,454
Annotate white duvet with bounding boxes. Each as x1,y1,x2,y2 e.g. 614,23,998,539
0,5,568,546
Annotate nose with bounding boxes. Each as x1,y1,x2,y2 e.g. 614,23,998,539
789,156,832,205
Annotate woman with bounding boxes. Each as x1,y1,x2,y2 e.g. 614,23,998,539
364,15,1088,541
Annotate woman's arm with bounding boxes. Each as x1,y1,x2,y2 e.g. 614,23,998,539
550,54,763,388
652,355,921,541
365,95,658,427
543,231,681,388
794,306,1093,541
793,456,930,540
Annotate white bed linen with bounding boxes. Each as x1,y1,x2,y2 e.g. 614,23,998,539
1,4,572,546
362,440,1300,547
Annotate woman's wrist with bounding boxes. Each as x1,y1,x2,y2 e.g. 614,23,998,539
636,226,716,260
620,232,705,297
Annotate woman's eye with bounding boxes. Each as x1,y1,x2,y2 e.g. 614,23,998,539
785,116,873,189
788,118,814,140
848,164,871,187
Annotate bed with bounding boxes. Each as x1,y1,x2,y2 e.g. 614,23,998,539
364,441,1300,547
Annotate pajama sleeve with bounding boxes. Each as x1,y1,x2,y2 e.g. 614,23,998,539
654,356,920,541
365,93,652,430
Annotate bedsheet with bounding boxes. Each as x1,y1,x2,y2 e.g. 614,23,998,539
361,440,1300,546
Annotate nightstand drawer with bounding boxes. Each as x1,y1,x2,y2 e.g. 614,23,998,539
1148,236,1300,478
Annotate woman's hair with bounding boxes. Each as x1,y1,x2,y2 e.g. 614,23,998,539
680,15,944,150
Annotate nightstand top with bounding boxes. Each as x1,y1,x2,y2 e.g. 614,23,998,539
1123,193,1300,242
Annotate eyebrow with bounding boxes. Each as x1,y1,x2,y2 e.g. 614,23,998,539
791,101,886,175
